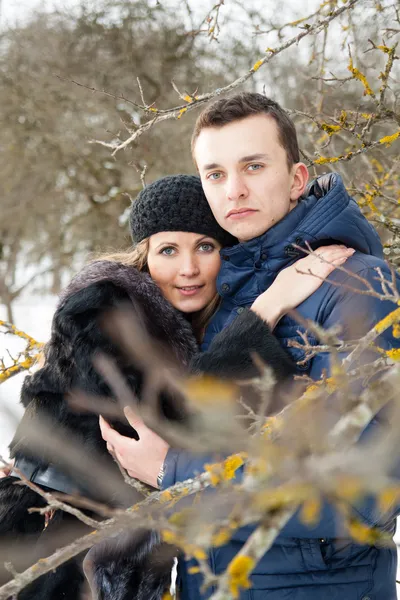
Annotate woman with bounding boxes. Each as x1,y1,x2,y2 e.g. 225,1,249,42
0,175,353,600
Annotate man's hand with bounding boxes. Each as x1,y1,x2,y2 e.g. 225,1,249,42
99,407,169,488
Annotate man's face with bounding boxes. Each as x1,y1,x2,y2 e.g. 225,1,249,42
194,114,308,242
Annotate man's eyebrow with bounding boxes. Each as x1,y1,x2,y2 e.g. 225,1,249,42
239,153,269,163
202,153,269,171
202,162,221,171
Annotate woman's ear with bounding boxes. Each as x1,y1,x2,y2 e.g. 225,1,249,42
290,162,309,202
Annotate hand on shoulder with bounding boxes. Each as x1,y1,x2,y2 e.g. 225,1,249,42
251,245,355,329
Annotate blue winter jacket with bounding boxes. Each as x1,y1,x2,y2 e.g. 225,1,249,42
162,173,400,600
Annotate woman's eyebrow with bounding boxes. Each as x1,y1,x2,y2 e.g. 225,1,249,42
154,241,178,250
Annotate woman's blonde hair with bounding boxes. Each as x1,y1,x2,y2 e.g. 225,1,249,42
95,239,220,343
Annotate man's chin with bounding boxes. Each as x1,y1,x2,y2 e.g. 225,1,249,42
234,225,269,243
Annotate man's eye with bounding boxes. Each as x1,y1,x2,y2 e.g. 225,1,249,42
247,164,263,171
208,172,222,181
160,247,176,256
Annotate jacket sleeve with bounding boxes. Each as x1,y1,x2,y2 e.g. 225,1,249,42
309,264,399,384
306,263,400,528
191,308,296,381
161,448,343,538
163,264,400,537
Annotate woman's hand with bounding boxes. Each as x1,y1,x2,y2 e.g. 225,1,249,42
251,245,355,329
99,407,169,488
0,459,14,479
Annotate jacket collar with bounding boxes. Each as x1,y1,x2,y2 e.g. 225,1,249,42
216,173,383,304
220,172,382,269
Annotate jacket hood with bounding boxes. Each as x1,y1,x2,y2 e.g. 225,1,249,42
216,173,383,304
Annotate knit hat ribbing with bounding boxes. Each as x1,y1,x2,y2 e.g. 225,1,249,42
129,175,236,247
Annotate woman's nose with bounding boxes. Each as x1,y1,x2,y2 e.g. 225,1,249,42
179,256,200,277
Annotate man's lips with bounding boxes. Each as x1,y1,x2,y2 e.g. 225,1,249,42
226,208,257,220
176,285,205,296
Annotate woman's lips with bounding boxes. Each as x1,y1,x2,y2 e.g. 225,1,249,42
177,285,204,296
227,209,257,220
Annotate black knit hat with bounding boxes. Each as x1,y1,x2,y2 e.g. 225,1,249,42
129,175,236,247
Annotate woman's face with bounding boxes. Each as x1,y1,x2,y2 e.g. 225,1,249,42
147,232,221,313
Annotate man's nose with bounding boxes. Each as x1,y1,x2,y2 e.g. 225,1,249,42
226,174,248,201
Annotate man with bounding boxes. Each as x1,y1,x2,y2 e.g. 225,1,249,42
101,93,400,599
192,94,396,364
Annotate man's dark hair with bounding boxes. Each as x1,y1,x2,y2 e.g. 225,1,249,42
191,92,300,169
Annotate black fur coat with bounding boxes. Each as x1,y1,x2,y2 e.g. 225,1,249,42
0,260,295,600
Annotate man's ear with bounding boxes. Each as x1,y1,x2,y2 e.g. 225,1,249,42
290,162,309,202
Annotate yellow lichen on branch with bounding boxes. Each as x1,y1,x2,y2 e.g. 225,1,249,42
314,155,341,165
183,375,238,407
374,306,400,335
386,348,400,361
0,320,42,349
393,324,400,338
300,495,322,526
0,320,44,384
253,483,312,513
378,487,400,514
321,123,341,136
348,57,375,96
177,107,188,119
252,59,264,72
212,528,232,547
376,45,393,54
227,555,255,599
205,453,246,486
161,529,207,561
379,131,400,147
0,357,41,384
223,455,245,480
347,518,390,545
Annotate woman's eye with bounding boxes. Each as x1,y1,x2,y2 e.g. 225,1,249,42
247,164,263,171
199,243,215,252
160,247,176,256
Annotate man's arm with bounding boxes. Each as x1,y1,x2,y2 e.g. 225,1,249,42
309,262,399,383
163,261,400,538
307,261,400,526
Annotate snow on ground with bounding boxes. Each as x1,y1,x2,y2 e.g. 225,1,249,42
0,297,399,595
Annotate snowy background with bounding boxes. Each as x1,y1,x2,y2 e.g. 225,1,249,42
0,294,56,457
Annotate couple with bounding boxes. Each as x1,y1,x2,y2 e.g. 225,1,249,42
3,175,345,600
5,92,400,600
98,92,400,600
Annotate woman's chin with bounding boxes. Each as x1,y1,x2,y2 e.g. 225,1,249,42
172,295,209,314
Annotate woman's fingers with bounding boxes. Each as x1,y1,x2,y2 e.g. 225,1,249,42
298,247,355,276
99,415,123,447
0,458,15,478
